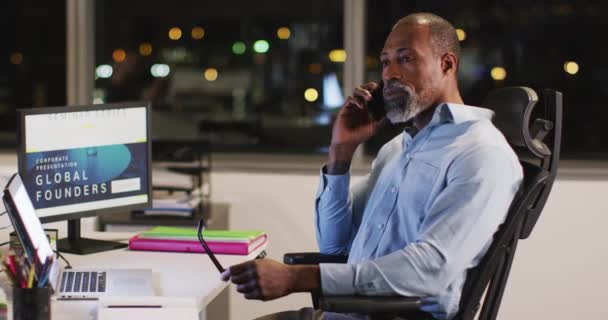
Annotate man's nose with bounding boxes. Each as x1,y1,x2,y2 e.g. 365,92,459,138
383,64,402,82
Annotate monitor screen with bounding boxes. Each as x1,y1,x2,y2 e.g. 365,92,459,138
17,103,152,223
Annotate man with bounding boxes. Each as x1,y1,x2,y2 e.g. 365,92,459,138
222,13,523,320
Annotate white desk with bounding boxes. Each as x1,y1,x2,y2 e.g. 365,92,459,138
0,223,264,320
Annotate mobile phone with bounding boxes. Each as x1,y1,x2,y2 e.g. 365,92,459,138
368,81,386,121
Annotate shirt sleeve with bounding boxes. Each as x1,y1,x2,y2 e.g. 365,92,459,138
314,166,354,255
320,145,523,297
315,160,378,255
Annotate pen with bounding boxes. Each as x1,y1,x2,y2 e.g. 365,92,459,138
35,256,47,288
32,254,40,279
27,265,35,288
17,256,28,288
2,261,17,285
37,256,52,288
7,256,23,288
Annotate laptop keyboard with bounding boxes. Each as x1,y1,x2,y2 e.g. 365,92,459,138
60,271,106,293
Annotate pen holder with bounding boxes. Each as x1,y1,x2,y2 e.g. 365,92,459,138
12,286,51,320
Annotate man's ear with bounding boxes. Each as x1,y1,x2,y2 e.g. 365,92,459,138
441,52,458,75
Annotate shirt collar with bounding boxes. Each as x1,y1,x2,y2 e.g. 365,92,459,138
432,102,495,125
402,103,494,148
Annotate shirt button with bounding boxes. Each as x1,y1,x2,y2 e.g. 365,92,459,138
377,224,384,230
391,186,397,193
405,153,412,160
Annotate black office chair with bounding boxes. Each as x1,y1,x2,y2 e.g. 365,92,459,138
284,87,562,320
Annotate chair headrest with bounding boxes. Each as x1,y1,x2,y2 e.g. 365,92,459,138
481,86,539,148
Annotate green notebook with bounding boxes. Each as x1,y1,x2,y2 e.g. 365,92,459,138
139,226,265,243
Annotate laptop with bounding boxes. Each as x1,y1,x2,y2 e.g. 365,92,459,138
3,173,155,299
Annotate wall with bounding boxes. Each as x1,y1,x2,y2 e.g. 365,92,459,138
211,171,608,320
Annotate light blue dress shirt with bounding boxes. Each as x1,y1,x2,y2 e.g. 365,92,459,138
315,103,523,320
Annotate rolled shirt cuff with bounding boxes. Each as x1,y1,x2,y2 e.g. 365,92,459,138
316,165,351,201
319,263,357,295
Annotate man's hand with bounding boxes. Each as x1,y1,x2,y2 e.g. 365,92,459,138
221,259,320,301
332,82,385,146
327,82,385,174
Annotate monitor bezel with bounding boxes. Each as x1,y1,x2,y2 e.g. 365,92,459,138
17,101,153,223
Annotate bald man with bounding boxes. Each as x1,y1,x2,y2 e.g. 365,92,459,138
222,13,523,320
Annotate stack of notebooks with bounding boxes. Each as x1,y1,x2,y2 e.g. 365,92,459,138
128,226,267,255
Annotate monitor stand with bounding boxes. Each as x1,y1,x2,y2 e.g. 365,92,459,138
57,219,127,255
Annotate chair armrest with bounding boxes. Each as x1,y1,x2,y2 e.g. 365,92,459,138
283,252,348,265
319,295,422,314
284,253,421,315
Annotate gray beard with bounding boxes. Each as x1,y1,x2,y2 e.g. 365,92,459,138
384,89,424,124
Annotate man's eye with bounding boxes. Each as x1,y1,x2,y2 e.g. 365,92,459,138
398,56,410,63
380,60,389,67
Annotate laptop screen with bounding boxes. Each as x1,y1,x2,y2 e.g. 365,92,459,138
4,173,54,267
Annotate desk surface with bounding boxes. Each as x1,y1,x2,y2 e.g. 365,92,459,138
2,229,264,320
60,231,263,320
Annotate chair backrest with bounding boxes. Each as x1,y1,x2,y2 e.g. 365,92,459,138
455,87,562,320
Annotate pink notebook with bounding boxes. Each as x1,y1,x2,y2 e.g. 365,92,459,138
128,234,267,255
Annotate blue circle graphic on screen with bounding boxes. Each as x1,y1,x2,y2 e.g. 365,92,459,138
21,143,149,209
66,145,131,184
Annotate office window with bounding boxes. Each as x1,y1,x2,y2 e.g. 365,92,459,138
0,2,66,146
364,0,608,159
94,0,343,153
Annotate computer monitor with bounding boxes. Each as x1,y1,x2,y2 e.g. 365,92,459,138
17,102,152,255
